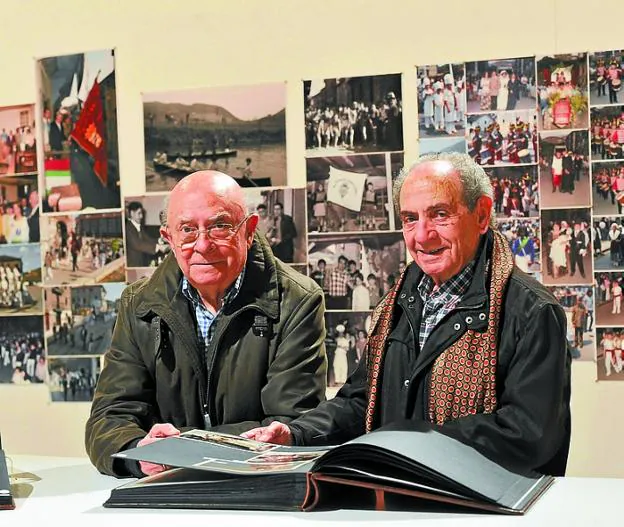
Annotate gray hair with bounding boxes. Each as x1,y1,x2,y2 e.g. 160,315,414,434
160,195,170,227
392,152,496,229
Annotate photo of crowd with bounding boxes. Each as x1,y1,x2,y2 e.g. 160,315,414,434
594,272,624,327
47,356,100,402
0,174,40,244
498,218,541,273
548,286,595,361
487,166,539,220
304,74,403,155
0,315,45,384
0,243,42,315
467,110,538,166
536,53,589,131
538,131,590,208
590,105,624,162
416,63,466,138
0,104,38,176
591,162,624,216
123,195,170,268
593,217,624,271
589,50,623,107
419,137,466,155
596,328,624,380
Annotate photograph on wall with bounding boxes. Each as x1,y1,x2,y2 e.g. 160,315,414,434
540,208,592,286
467,110,538,166
0,104,38,176
0,243,42,315
595,272,624,328
37,49,121,211
465,56,537,114
416,63,466,138
47,355,100,402
593,217,624,271
548,286,595,361
304,74,403,156
497,218,540,274
243,187,306,264
126,267,155,284
0,173,39,243
124,195,170,269
308,232,405,311
486,166,538,220
144,82,286,191
419,137,466,155
590,105,624,161
40,211,125,286
538,130,590,208
536,53,589,131
0,314,45,384
591,161,624,216
596,327,624,380
306,152,402,234
589,50,623,107
44,282,123,357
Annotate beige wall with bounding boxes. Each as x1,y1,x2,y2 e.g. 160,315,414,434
1,0,623,477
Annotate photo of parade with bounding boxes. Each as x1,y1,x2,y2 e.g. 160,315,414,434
304,74,403,156
538,130,590,208
497,218,541,273
589,50,623,107
596,327,624,380
37,49,121,211
593,217,624,271
591,161,624,216
418,137,466,155
486,166,539,220
416,63,466,138
595,272,624,327
0,243,42,315
0,103,37,176
590,105,624,161
548,286,595,361
124,195,170,269
536,53,589,131
0,174,39,244
47,356,100,402
0,315,45,384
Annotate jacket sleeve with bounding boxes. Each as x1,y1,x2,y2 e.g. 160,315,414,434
440,302,571,475
84,289,157,477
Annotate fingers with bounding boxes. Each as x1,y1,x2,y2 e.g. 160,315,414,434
148,423,181,438
240,427,263,440
139,461,169,476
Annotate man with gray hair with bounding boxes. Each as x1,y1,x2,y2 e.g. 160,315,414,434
244,152,572,477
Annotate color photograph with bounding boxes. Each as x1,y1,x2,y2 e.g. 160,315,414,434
589,50,623,107
498,218,541,273
593,217,624,271
590,105,624,161
595,272,624,327
548,286,595,361
126,267,155,284
486,166,539,220
0,173,39,244
0,315,45,384
418,137,466,155
0,103,38,176
0,243,42,315
596,328,624,381
591,161,624,216
47,356,100,402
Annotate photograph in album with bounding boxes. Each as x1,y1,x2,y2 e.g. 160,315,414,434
123,195,170,269
0,315,45,384
47,356,100,402
589,50,623,107
591,161,624,216
304,74,403,156
486,166,538,220
596,327,624,380
497,218,541,274
143,82,286,191
0,173,39,244
36,49,121,212
0,243,43,316
0,103,38,176
590,105,624,162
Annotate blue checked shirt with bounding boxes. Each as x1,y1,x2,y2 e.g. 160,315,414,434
416,262,475,350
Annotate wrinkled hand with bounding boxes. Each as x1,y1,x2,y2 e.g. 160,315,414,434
137,423,180,476
240,421,293,445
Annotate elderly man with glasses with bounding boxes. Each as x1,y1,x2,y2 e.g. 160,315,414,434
86,171,328,478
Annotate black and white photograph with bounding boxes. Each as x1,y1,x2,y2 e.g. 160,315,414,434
548,286,595,361
595,272,624,328
144,82,286,191
465,57,537,114
243,188,306,264
306,153,403,234
0,173,39,244
596,328,624,381
590,105,624,161
498,218,541,273
47,356,100,402
591,161,624,216
417,63,466,138
0,315,45,384
304,74,403,156
308,232,405,311
0,103,38,176
538,131,590,208
589,50,623,107
45,282,123,357
487,166,539,220
536,53,589,131
0,243,43,315
418,137,466,155
124,195,170,269
541,208,592,286
593,217,624,271
467,110,538,166
41,211,125,285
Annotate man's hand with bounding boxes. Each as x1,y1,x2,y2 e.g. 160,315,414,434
240,421,293,445
137,423,180,476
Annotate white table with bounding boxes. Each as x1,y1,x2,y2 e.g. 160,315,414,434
4,455,621,526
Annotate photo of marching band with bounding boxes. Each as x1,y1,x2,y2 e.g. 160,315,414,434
592,161,624,216
589,50,623,107
487,166,539,220
590,105,624,162
0,315,45,384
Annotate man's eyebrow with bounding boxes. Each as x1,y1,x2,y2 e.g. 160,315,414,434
400,203,454,215
177,212,233,224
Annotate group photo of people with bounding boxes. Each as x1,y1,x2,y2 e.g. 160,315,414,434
0,176,40,244
541,209,593,286
591,162,624,215
590,106,624,162
498,218,541,273
589,51,623,107
0,315,45,384
123,196,170,268
0,243,42,315
467,110,538,166
592,217,624,270
416,63,466,138
304,74,403,155
596,328,624,380
487,166,539,219
536,53,589,131
548,286,595,361
594,272,624,327
0,104,38,176
538,131,590,208
307,232,405,311
47,356,100,402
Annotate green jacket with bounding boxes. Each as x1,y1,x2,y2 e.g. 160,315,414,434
85,235,327,476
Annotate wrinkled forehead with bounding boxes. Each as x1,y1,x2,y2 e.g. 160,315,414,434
400,161,463,207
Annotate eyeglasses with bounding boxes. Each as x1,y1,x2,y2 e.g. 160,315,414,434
173,214,252,248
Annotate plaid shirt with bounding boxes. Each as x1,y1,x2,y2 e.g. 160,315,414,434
417,262,475,349
327,268,350,297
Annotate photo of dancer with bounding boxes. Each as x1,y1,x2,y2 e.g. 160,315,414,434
244,187,306,264
0,103,37,176
416,63,466,138
0,174,39,244
465,56,537,114
0,243,42,315
40,211,125,286
308,232,405,311
592,161,624,216
0,314,45,384
596,328,624,381
589,50,623,107
541,208,592,286
487,166,538,219
593,217,624,271
590,105,624,161
548,286,595,361
304,74,403,155
467,110,538,166
48,356,100,402
306,153,402,233
536,53,589,131
595,272,624,328
497,218,541,273
538,130,590,208
419,137,466,155
123,195,170,269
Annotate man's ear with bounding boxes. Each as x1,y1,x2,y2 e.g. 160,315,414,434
246,214,259,248
476,196,493,234
160,226,172,246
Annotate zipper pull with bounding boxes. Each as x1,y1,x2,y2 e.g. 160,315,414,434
203,404,211,429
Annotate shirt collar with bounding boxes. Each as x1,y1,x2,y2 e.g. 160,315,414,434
181,269,245,310
417,259,476,302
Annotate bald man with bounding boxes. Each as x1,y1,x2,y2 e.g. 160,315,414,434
86,171,328,477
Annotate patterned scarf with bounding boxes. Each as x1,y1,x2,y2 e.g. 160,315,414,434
364,230,514,432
